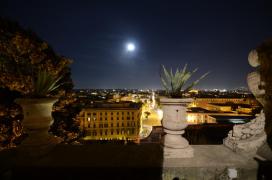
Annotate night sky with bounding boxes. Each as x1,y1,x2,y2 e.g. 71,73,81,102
1,0,272,90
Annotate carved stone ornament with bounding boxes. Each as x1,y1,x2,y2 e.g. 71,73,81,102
224,49,267,154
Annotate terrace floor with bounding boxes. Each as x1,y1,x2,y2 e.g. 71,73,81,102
0,143,262,180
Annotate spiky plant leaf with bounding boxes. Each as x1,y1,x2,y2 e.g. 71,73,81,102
161,65,171,82
161,76,169,94
181,64,187,74
32,70,63,97
160,64,209,97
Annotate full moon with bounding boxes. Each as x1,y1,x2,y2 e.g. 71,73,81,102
126,43,135,52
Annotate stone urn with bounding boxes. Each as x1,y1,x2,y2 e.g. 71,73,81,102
15,98,62,156
160,97,194,158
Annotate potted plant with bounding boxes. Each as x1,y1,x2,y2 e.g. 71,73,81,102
15,70,65,154
0,18,73,155
160,64,209,158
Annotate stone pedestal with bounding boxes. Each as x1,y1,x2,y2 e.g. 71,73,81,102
160,97,194,158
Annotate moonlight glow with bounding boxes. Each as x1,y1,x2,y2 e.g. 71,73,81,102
126,43,135,52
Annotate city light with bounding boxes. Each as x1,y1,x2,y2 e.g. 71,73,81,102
157,109,163,121
187,114,198,124
151,91,155,108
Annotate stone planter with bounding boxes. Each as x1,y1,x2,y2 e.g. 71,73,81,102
15,98,62,156
160,97,194,158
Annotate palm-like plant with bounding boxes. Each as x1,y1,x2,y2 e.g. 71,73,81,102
32,70,63,98
160,64,209,98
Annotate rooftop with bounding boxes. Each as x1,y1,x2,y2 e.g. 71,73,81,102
188,107,218,113
210,115,255,124
83,101,142,110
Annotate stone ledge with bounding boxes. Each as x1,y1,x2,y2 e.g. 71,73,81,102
163,145,257,168
163,145,258,180
1,144,163,168
0,144,163,180
0,144,260,180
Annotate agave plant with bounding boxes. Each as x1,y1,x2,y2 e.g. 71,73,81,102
31,70,63,98
160,64,209,98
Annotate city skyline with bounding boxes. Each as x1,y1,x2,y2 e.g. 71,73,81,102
1,0,272,89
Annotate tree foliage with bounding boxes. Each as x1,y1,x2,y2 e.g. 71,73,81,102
0,18,73,96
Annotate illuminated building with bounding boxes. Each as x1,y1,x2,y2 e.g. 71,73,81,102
235,104,254,114
188,89,199,94
187,113,217,124
236,107,252,114
186,97,259,124
199,103,232,112
186,112,253,124
188,98,259,114
77,102,142,142
189,98,259,107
